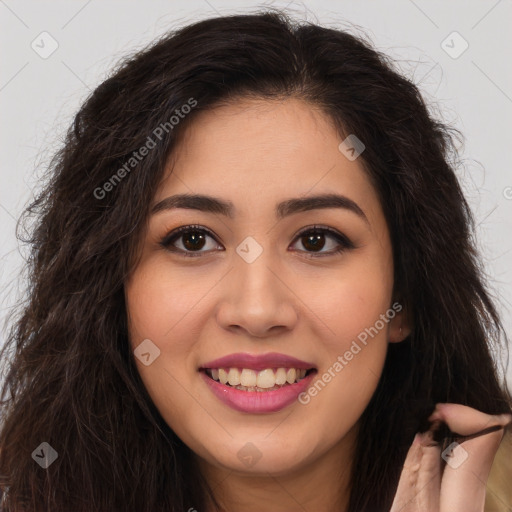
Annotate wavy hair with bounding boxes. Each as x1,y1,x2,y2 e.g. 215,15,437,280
1,10,510,512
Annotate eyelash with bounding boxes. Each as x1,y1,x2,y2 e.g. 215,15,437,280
159,224,355,259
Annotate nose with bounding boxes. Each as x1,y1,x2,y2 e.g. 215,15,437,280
215,249,299,338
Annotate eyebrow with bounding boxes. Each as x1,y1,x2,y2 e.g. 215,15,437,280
151,193,369,224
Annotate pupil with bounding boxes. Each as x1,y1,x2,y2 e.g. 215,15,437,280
183,232,205,251
181,232,325,252
303,233,324,251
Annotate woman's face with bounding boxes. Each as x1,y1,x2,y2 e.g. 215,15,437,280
125,98,407,477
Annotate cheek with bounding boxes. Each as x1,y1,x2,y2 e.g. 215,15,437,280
305,250,394,354
125,266,201,434
125,259,219,416
295,249,393,417
124,264,197,412
125,259,216,343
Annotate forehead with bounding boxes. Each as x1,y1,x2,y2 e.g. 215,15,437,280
155,98,383,227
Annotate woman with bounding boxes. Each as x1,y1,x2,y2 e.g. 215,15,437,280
0,9,510,512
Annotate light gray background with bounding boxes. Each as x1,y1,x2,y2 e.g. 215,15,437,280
1,0,511,387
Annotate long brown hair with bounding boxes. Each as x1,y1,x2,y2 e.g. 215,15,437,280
1,10,510,511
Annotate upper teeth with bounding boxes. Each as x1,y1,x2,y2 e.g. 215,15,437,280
208,368,308,388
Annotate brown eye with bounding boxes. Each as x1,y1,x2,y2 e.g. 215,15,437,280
300,232,327,252
181,231,207,251
290,226,355,256
160,225,222,257
160,224,354,258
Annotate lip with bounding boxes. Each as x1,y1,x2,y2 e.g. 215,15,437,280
200,352,316,372
200,370,317,413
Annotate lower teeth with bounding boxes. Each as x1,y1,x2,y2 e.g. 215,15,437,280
230,383,292,392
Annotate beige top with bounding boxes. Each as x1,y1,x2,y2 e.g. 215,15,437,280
485,430,512,511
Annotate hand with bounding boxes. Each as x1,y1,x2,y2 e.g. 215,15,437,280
390,403,512,512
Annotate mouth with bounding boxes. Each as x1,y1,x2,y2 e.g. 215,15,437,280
198,353,318,413
201,367,316,392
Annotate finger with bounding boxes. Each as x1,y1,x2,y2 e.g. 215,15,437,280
429,403,512,436
430,403,512,512
390,432,441,512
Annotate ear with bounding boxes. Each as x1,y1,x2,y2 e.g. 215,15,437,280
388,303,412,343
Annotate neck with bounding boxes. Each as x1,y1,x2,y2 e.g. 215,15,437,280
199,427,356,512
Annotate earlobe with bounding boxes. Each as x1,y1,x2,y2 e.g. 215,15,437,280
389,311,412,343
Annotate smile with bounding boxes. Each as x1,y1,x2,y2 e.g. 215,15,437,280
204,367,312,390
199,352,317,413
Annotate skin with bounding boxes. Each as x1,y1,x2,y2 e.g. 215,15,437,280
124,98,508,511
391,403,511,512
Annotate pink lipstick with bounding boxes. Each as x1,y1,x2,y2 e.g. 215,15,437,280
201,352,315,371
199,352,317,413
